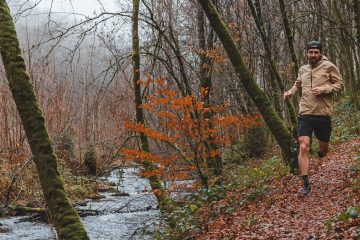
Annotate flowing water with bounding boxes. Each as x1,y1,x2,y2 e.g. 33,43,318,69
0,168,160,240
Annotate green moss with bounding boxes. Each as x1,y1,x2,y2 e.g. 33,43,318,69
0,1,89,239
197,0,294,165
84,147,97,176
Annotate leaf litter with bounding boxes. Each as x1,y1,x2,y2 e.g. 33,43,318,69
194,137,360,240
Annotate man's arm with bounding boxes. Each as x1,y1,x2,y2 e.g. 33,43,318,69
284,75,302,99
312,65,344,95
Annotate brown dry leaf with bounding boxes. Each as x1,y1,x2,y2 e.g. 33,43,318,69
194,137,360,240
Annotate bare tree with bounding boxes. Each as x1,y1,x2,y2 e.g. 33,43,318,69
132,0,173,211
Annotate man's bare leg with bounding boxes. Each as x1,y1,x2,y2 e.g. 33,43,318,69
298,136,311,175
318,141,329,158
298,136,312,194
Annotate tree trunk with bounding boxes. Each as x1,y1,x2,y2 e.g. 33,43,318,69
353,0,360,107
355,0,360,46
333,1,356,100
278,0,300,114
247,0,282,115
0,2,89,239
197,0,296,167
278,0,299,75
132,0,173,211
197,3,223,176
247,0,297,136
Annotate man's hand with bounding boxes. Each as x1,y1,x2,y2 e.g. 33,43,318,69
283,91,293,100
311,87,323,96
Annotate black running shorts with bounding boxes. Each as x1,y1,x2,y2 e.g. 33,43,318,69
298,115,332,142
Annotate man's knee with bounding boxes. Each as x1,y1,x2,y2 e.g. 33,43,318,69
318,142,329,157
319,146,329,153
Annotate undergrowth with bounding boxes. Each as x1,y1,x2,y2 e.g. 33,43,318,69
332,100,360,143
322,101,360,238
325,145,360,239
156,99,360,239
307,99,359,157
155,156,288,239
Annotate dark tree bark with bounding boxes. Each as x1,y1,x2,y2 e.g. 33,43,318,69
132,0,173,211
247,0,282,116
197,0,296,167
247,0,297,136
333,1,357,101
278,0,299,75
0,2,89,239
141,1,223,178
197,3,223,176
84,147,97,176
141,0,191,97
355,0,360,46
353,0,360,106
278,0,300,117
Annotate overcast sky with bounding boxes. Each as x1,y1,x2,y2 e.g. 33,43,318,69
38,0,120,16
7,0,133,54
8,0,124,19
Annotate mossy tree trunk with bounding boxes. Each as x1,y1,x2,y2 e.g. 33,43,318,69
132,0,173,211
247,0,297,136
84,147,97,176
0,2,89,239
197,3,223,176
197,0,296,167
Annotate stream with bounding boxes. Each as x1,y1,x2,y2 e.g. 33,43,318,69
0,168,160,240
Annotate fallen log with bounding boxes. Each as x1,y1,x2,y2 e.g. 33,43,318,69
8,205,46,215
3,205,102,220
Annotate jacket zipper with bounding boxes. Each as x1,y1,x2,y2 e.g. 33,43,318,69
310,69,312,89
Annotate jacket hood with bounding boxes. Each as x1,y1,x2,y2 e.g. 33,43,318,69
321,55,329,61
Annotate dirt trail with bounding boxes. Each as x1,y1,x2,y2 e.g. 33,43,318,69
196,138,360,240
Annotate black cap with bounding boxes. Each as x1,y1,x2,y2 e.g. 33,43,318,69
306,40,322,51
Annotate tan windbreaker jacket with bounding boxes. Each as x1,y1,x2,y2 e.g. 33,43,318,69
289,55,344,116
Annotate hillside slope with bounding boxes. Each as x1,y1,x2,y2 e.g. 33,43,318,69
195,137,360,240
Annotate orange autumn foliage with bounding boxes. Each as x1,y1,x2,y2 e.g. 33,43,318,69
123,76,262,190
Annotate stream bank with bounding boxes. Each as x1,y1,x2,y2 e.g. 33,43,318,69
0,167,160,240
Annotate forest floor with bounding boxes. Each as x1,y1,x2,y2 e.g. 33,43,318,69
194,137,360,240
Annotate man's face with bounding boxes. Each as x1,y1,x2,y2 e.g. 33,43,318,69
307,48,321,65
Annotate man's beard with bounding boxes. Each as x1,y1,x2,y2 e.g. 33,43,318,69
309,56,321,65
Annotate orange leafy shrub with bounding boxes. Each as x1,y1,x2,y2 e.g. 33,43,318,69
123,76,261,191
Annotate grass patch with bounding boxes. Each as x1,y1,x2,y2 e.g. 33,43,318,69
230,156,288,201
